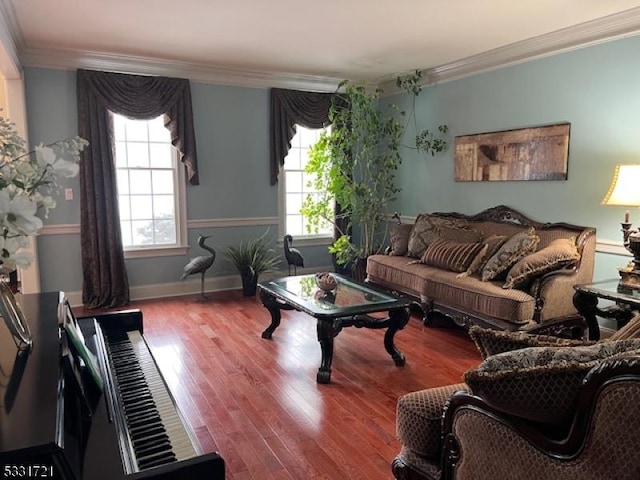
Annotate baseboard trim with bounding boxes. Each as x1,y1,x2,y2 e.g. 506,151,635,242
65,265,334,308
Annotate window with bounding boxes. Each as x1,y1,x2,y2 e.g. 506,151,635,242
112,113,186,254
280,124,333,240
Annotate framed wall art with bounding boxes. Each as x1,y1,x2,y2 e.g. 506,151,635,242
454,123,570,182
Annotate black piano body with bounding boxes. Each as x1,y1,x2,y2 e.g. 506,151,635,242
0,292,225,480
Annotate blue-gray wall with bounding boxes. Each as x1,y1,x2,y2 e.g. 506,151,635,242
384,35,640,281
25,68,331,293
26,33,640,293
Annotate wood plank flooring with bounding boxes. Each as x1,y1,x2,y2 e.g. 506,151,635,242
79,290,481,479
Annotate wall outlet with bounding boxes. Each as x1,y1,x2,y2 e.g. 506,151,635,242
64,188,73,200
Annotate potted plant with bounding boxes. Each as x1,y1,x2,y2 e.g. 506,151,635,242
224,229,281,296
301,71,448,279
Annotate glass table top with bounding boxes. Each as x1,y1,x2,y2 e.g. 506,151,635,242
260,273,406,317
575,278,640,305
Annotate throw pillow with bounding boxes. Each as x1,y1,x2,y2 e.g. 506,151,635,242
480,228,540,282
476,235,508,272
456,244,489,279
420,238,486,273
388,223,413,256
503,237,580,289
457,234,507,278
436,226,483,244
463,339,640,424
407,214,469,258
609,312,640,341
468,325,594,360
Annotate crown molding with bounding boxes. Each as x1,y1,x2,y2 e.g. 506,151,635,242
380,6,640,95
18,46,342,92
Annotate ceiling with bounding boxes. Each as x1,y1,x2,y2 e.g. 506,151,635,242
4,0,640,90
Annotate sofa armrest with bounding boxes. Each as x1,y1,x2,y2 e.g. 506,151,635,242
529,229,596,324
441,358,640,480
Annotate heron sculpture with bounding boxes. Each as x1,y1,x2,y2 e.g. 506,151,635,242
283,234,304,275
181,235,216,300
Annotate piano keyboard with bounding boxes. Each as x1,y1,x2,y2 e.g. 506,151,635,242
106,330,198,472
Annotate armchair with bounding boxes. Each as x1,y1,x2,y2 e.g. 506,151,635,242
392,327,640,480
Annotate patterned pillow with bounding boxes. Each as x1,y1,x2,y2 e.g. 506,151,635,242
436,226,483,244
480,228,540,281
609,312,640,341
475,235,508,273
388,223,413,256
420,238,486,273
457,234,507,278
468,325,594,360
407,214,469,258
503,237,580,289
463,339,640,424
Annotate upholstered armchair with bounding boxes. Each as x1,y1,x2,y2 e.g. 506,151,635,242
392,326,640,480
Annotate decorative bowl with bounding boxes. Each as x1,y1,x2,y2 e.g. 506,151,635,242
315,272,338,292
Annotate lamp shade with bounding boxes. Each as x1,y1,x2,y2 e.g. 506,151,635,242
602,164,640,206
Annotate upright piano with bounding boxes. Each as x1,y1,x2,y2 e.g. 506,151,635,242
0,292,225,479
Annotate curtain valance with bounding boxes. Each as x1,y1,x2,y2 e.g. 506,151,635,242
77,69,199,184
269,88,333,185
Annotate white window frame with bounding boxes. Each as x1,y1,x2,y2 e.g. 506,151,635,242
278,124,333,247
112,113,189,259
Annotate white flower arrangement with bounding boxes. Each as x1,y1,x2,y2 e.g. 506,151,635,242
0,113,87,270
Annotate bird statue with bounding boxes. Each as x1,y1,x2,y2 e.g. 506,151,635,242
283,234,304,276
180,235,216,300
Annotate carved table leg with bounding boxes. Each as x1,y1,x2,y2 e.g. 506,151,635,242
260,289,282,339
385,307,409,366
572,290,600,341
316,317,342,383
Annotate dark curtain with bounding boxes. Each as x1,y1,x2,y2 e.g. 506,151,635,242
76,69,199,308
270,87,351,267
269,88,333,185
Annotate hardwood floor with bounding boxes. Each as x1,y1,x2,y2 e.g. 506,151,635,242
82,291,481,479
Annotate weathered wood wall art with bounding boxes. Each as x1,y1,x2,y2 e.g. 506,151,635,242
454,123,570,181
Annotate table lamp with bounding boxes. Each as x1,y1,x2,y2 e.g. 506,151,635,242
602,164,640,289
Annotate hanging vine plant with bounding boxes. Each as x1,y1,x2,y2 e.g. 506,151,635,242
396,69,449,156
300,70,449,270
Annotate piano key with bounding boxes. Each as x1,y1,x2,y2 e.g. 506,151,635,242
127,331,198,461
131,425,166,442
103,327,202,472
137,450,176,469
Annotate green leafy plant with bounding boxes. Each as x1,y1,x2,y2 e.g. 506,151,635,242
224,229,281,276
396,70,449,156
300,72,448,268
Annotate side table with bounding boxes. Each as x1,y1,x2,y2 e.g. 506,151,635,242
573,279,640,341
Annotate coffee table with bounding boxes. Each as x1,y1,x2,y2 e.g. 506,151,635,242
258,274,410,383
573,278,640,340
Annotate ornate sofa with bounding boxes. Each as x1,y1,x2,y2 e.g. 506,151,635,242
366,206,596,337
392,326,640,480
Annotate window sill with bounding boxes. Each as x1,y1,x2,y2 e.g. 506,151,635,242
124,245,189,259
278,236,333,247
